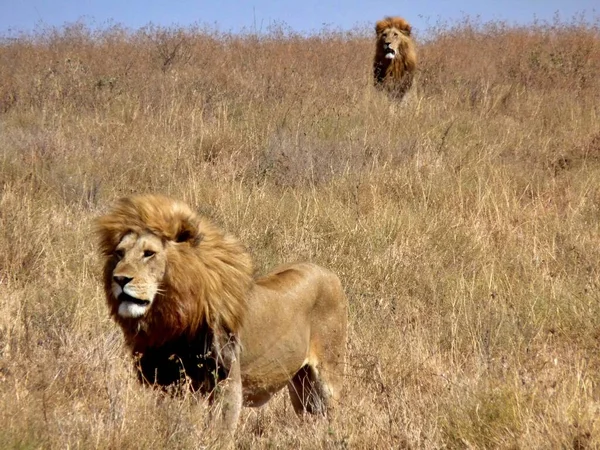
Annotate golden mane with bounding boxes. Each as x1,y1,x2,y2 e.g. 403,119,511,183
375,16,412,37
373,16,417,99
95,194,253,348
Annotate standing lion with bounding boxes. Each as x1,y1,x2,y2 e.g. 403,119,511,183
95,195,348,441
373,16,417,100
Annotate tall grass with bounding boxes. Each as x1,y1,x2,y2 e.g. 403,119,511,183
1,16,599,448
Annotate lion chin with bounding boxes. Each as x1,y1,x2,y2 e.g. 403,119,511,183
116,292,151,319
95,194,348,438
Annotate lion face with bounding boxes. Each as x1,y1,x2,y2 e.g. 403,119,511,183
378,26,410,60
110,231,167,319
96,194,254,348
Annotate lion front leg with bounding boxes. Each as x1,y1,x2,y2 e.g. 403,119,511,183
207,337,243,447
212,357,242,434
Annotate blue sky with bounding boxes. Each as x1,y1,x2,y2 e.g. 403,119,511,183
1,0,598,36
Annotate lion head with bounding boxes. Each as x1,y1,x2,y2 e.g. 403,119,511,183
373,16,417,98
94,194,254,350
375,16,412,61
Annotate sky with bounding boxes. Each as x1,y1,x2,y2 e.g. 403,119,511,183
0,0,598,37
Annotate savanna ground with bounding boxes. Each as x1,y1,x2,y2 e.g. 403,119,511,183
1,15,600,449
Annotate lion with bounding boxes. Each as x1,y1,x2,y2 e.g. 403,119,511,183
94,194,348,438
373,16,417,100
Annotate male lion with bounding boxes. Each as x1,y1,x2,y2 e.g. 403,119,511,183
95,194,348,438
373,16,417,100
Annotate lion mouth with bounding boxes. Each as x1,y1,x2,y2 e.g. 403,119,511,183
119,292,150,306
384,48,396,59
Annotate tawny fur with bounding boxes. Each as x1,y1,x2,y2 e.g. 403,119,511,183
373,16,417,100
94,194,348,437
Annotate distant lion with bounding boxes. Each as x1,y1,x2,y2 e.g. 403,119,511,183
95,194,348,438
373,16,417,99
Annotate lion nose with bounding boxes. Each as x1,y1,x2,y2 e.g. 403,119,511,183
113,276,133,287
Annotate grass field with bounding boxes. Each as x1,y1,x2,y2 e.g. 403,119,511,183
1,16,600,449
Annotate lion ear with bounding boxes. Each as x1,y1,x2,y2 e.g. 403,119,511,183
404,23,412,36
175,218,203,246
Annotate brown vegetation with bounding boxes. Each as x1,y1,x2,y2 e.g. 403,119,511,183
1,16,600,448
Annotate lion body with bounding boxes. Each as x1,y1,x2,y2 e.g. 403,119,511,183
373,16,417,100
241,263,347,412
95,195,348,434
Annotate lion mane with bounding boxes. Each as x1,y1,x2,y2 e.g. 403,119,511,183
95,194,348,436
373,16,417,99
96,195,252,350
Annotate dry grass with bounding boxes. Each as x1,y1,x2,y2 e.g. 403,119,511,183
1,16,600,449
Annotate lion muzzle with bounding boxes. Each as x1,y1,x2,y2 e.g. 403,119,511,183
119,292,150,306
383,44,396,59
114,284,153,319
113,275,133,288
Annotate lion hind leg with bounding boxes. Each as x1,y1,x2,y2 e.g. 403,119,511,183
287,364,331,416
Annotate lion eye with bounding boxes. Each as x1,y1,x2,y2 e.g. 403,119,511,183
114,249,124,260
143,249,156,258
